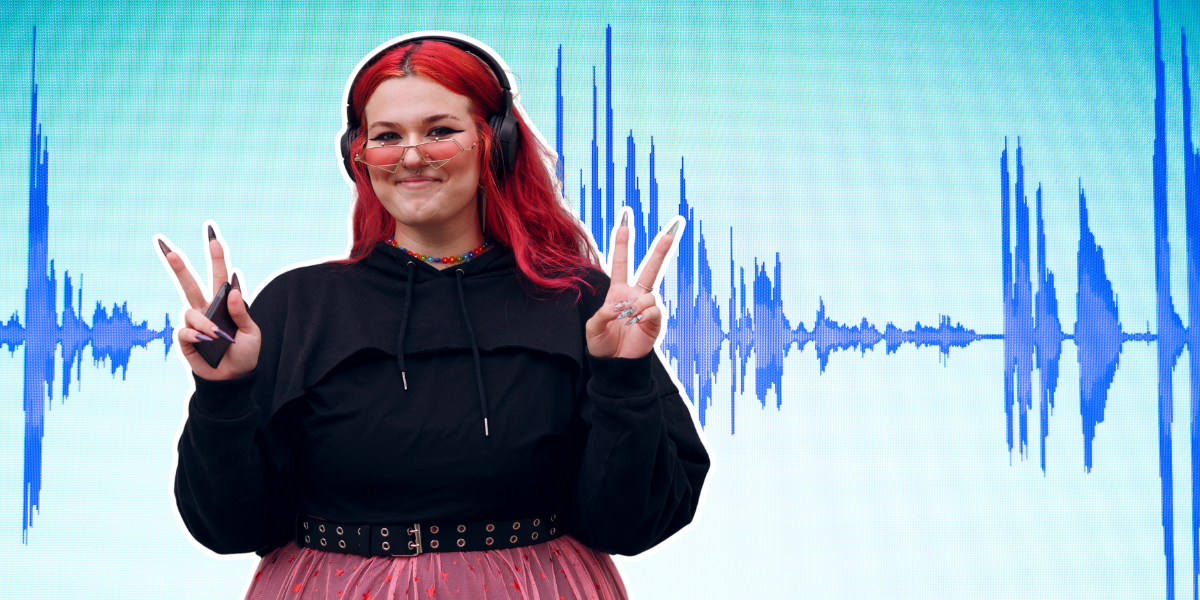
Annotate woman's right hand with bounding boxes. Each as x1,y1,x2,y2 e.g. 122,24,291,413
158,225,261,380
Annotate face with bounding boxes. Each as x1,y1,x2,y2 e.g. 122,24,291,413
361,75,482,237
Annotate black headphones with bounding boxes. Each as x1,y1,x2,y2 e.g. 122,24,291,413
338,33,522,183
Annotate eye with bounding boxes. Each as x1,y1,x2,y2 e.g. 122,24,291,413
369,131,401,145
428,127,464,139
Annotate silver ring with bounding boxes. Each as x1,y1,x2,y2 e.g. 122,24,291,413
636,282,653,292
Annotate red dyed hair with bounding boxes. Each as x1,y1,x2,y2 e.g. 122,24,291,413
343,40,599,297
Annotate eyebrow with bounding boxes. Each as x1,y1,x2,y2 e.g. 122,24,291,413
367,114,465,130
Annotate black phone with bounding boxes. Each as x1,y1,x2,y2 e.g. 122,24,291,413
195,281,236,369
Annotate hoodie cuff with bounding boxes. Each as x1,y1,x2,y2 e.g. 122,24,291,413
192,371,258,420
586,352,654,400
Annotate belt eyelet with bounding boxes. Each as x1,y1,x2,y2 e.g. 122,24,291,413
531,532,539,540
457,525,466,533
336,526,344,535
304,535,310,543
382,541,391,551
319,524,326,533
339,540,346,549
485,537,494,546
430,525,439,534
381,527,389,537
509,535,518,543
320,538,327,546
430,540,440,549
457,539,466,548
486,524,494,532
512,522,520,530
533,519,540,526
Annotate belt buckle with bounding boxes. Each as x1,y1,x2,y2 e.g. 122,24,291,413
389,524,422,556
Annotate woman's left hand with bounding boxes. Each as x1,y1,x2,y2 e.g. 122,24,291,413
586,213,681,359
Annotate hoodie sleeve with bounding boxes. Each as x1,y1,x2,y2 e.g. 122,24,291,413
569,276,710,556
173,276,296,555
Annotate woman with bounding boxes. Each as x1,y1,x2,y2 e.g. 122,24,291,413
160,32,708,600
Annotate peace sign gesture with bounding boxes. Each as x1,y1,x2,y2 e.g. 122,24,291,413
585,209,683,360
156,223,261,380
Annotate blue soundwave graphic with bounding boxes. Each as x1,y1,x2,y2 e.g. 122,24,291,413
563,27,991,435
9,30,174,543
557,9,1195,597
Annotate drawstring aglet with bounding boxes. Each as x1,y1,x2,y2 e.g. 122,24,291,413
484,418,489,437
402,372,408,390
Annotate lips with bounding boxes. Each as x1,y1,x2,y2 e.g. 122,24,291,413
396,175,440,188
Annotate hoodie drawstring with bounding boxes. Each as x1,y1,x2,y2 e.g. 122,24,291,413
456,268,490,436
395,260,416,390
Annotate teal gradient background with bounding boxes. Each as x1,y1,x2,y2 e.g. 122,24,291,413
2,0,1200,597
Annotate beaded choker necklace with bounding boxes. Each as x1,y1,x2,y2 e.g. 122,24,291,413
388,237,493,265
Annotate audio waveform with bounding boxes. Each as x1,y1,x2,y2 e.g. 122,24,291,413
8,30,174,543
559,26,991,432
556,13,1195,596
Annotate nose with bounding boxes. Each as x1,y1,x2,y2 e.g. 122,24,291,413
399,145,425,173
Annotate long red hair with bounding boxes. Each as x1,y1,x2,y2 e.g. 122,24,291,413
343,40,599,297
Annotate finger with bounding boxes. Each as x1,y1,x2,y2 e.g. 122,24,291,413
609,211,631,286
177,326,215,345
159,237,209,309
620,294,658,324
226,284,258,335
635,219,681,292
632,305,662,329
183,306,232,342
207,225,229,298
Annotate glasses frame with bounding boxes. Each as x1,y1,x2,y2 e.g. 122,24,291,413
355,137,478,173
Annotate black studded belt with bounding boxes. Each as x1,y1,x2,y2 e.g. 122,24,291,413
294,514,565,557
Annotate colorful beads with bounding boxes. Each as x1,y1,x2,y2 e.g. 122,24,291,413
387,238,493,266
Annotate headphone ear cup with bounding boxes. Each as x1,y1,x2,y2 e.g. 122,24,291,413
488,93,521,177
340,128,357,182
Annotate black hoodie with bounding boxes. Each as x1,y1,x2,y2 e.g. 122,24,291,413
174,242,709,557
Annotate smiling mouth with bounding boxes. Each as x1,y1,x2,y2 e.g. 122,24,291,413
396,175,440,186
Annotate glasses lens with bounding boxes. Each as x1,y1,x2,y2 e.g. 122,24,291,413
418,140,464,166
361,145,406,168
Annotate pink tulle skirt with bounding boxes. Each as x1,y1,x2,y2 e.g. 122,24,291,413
244,536,627,600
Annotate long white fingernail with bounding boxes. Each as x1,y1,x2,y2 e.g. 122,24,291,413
618,307,635,319
621,212,629,227
667,221,679,236
626,314,644,326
